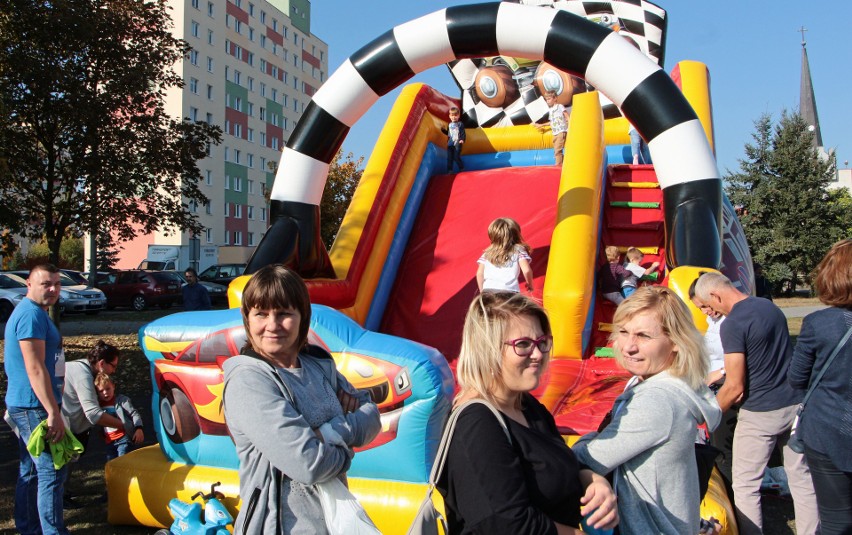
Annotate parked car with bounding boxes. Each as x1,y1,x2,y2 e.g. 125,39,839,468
7,270,106,315
60,269,89,285
197,264,246,286
171,272,228,304
97,270,182,311
0,287,24,322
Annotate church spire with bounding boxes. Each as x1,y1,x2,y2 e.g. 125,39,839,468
799,26,823,148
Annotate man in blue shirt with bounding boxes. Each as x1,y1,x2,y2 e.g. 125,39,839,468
182,268,211,311
4,264,70,534
694,272,818,535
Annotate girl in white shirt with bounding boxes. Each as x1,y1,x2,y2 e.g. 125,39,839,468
477,217,534,293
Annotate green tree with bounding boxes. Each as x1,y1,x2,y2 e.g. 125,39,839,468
0,0,221,275
320,151,364,249
726,111,847,295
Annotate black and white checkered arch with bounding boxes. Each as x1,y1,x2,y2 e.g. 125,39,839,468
246,2,722,276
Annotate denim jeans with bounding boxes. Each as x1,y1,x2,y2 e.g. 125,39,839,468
105,435,132,461
805,445,852,535
7,406,70,535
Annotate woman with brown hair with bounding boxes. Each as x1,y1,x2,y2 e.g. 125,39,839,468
789,239,852,534
222,264,380,534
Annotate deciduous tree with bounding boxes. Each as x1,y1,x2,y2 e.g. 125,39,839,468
320,151,364,249
0,0,221,275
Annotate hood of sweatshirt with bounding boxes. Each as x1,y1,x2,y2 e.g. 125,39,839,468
642,371,722,432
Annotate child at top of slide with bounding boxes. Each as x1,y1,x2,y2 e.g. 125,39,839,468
477,217,534,294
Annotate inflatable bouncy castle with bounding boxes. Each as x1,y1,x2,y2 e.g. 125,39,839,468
107,2,750,533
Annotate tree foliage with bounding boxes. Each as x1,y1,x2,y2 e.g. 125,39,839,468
0,0,221,268
319,151,364,249
725,111,851,294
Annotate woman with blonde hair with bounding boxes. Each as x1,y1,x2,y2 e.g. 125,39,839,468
573,286,722,535
436,291,617,534
789,239,852,534
476,217,534,293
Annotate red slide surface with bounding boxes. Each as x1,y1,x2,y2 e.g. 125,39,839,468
380,166,561,366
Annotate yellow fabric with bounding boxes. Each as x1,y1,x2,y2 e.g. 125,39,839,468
25,420,84,469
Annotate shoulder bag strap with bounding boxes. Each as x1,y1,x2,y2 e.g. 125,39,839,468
427,399,510,486
801,323,852,410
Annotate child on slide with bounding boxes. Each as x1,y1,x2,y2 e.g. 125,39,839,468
476,217,534,294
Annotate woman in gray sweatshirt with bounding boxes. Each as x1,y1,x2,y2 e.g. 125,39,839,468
223,265,381,534
574,287,722,535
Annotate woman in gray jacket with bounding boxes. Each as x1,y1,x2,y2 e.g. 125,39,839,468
573,287,722,535
223,264,381,534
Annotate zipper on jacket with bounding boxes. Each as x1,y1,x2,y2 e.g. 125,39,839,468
240,486,261,534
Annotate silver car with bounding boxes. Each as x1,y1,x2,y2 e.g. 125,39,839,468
5,271,107,315
0,287,24,322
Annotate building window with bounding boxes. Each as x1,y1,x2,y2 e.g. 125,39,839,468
233,123,241,138
234,96,242,111
224,230,230,244
248,3,254,16
259,107,265,121
205,228,213,243
206,84,213,99
235,205,242,218
189,50,199,65
189,199,198,213
234,19,242,34
247,153,254,167
260,10,266,23
271,88,277,101
189,78,198,93
272,19,277,32
224,172,230,189
205,202,212,215
233,70,241,85
260,156,266,170
261,207,267,221
248,180,254,195
234,177,242,192
247,77,254,91
260,82,266,97
247,102,253,116
205,170,212,186
260,132,266,146
189,107,199,121
247,205,254,219
191,0,199,8
191,21,200,38
207,29,214,45
248,232,255,246
206,112,213,124
224,202,230,217
207,1,214,17
233,150,241,165
247,128,254,142
260,59,267,72
207,57,214,72
234,231,242,246
271,66,278,79
271,137,278,150
248,27,254,41
260,35,266,48
247,52,254,66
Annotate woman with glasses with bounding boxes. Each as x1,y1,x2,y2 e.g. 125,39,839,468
573,286,722,535
437,291,618,534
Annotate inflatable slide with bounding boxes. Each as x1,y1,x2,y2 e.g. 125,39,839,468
108,3,754,533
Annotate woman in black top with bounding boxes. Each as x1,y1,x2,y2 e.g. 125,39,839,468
437,291,617,535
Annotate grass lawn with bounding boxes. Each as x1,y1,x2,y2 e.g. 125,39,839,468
0,298,818,532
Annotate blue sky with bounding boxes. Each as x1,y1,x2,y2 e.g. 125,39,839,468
312,2,851,175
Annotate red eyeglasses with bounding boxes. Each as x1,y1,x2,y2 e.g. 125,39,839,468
503,335,553,357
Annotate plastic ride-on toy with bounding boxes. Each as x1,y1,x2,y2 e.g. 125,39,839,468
155,482,233,535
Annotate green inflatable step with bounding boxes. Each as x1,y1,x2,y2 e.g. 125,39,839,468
609,201,660,209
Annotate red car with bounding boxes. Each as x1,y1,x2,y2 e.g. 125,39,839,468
98,270,182,311
153,326,412,449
